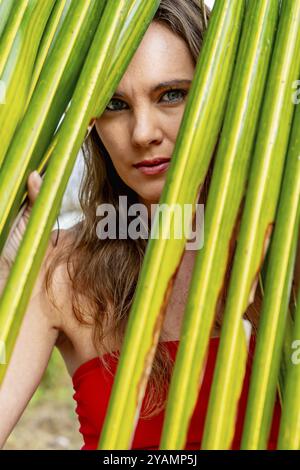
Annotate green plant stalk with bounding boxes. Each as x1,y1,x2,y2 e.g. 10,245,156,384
0,0,106,257
258,228,294,407
241,89,300,449
202,0,300,449
0,0,14,39
278,282,300,449
160,0,279,450
0,0,56,167
278,310,294,404
98,0,245,450
25,0,68,107
0,0,159,399
0,0,29,76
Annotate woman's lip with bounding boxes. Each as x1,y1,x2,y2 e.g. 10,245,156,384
135,161,170,175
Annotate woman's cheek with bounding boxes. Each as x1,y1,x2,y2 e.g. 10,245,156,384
171,112,185,137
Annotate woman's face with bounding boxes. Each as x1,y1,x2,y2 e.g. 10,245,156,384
95,21,195,213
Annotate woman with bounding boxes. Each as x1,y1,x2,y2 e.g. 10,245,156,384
0,0,294,450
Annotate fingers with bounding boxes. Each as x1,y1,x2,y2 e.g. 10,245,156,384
27,171,42,207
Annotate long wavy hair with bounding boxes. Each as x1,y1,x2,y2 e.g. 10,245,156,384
44,0,226,419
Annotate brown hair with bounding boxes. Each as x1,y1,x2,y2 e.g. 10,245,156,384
45,0,213,419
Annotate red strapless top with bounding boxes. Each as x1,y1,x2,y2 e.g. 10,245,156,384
72,335,281,450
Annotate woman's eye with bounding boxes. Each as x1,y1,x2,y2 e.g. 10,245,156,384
160,89,187,103
105,89,188,112
105,99,127,112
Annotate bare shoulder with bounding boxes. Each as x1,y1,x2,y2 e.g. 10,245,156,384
37,226,78,333
46,225,110,367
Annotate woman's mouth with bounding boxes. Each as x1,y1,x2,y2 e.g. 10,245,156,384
134,158,171,175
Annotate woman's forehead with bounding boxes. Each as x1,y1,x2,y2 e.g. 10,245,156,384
115,22,194,96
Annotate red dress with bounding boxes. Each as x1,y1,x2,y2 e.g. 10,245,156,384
72,335,281,450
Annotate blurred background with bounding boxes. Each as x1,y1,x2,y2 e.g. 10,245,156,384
4,0,215,450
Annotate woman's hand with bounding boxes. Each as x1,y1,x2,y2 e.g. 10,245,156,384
1,171,42,269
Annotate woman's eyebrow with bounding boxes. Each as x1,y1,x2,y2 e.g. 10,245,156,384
114,79,192,97
152,79,192,91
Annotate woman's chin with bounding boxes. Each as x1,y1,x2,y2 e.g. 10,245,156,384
139,196,161,208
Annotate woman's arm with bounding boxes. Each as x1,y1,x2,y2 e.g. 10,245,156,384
0,242,62,449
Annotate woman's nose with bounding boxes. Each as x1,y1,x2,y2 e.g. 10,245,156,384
131,109,163,147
